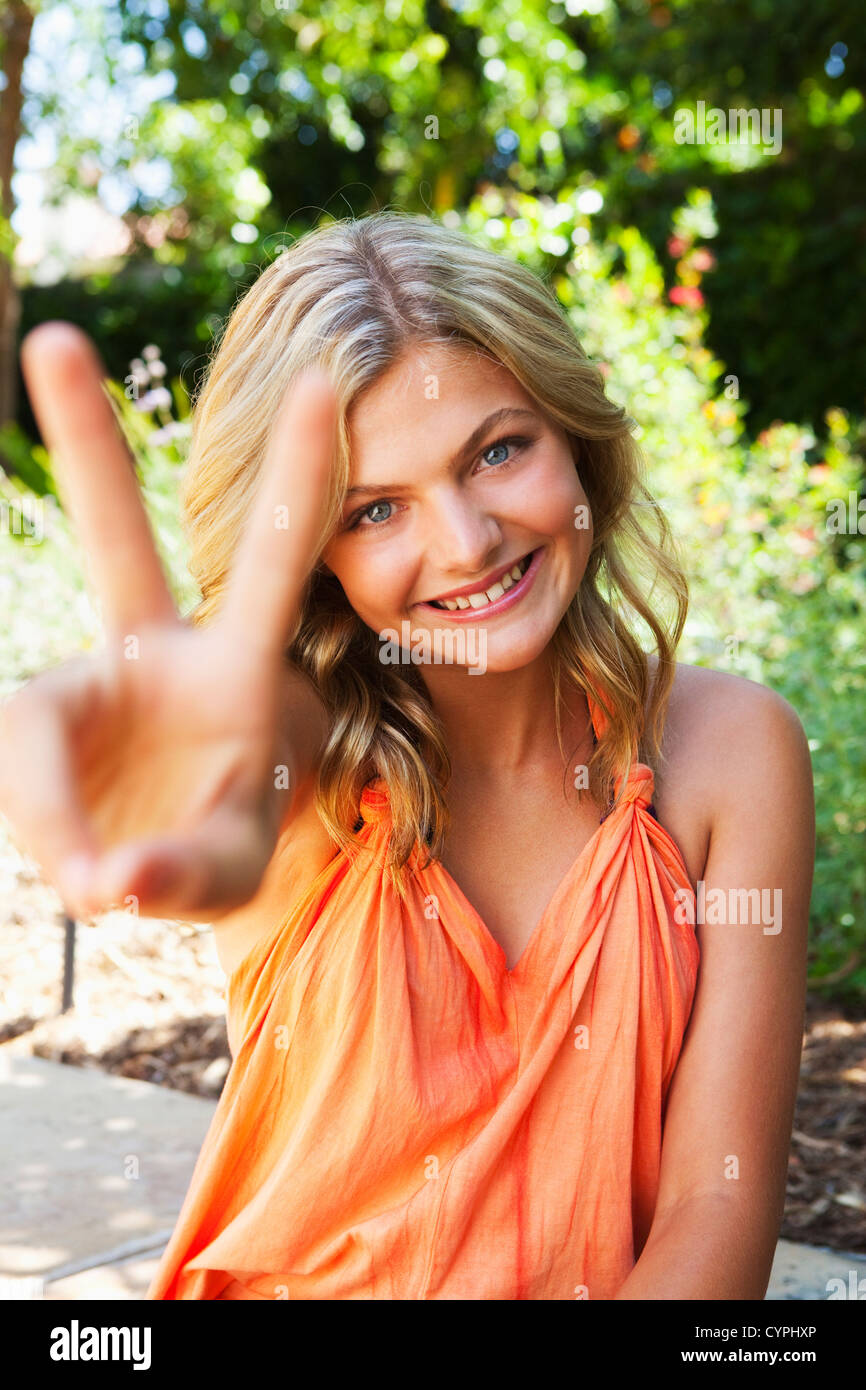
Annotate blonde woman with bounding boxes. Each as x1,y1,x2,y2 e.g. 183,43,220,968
7,211,813,1300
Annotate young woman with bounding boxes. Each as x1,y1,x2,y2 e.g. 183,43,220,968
7,211,813,1300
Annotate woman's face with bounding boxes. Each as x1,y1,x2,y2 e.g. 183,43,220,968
319,342,593,675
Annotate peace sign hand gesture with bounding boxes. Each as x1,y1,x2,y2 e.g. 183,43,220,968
0,323,335,923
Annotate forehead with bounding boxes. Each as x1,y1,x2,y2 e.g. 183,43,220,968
347,342,534,445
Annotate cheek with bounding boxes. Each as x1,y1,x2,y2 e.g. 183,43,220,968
522,458,589,539
329,542,417,617
528,465,594,583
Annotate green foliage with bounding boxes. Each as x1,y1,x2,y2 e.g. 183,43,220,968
61,0,854,437
0,421,56,499
13,2,863,437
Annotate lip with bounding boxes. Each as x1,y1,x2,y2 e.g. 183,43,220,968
414,547,544,621
421,553,529,604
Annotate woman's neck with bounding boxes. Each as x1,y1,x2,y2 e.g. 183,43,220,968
421,653,592,778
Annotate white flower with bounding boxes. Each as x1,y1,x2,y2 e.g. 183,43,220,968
139,387,173,412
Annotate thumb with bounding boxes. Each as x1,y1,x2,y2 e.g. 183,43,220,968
85,815,272,920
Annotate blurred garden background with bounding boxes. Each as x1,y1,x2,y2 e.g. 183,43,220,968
0,0,864,1253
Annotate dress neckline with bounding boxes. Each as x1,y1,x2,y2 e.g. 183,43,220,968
427,761,655,979
358,686,661,981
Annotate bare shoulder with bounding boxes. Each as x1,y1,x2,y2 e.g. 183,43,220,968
651,655,809,763
645,654,812,883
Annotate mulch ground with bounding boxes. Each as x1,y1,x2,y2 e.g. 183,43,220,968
1,836,864,1254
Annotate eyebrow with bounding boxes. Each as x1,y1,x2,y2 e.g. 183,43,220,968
344,406,542,500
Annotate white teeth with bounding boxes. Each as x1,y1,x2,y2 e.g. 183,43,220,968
429,552,533,610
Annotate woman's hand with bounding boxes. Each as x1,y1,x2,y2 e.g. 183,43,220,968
0,322,336,924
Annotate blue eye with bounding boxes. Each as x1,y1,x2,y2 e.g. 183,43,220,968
481,438,519,468
362,501,393,526
346,434,533,532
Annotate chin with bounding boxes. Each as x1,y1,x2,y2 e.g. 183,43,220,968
450,627,557,676
477,635,556,673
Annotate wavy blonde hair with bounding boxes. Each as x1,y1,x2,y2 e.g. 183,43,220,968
181,210,688,896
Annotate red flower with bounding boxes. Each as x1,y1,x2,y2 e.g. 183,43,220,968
669,285,705,308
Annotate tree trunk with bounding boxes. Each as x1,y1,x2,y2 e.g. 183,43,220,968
0,2,35,470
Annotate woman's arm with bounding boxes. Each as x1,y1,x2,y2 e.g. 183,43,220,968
614,679,814,1300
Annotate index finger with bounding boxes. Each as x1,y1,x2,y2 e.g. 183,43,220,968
20,322,179,636
216,367,338,658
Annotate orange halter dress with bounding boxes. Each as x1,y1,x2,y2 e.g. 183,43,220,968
146,690,699,1300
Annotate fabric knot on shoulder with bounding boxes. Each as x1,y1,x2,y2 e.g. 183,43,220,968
609,760,655,812
359,777,391,825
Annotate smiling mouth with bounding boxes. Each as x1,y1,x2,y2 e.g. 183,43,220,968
426,551,534,610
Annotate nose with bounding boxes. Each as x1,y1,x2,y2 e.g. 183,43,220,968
426,488,504,578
